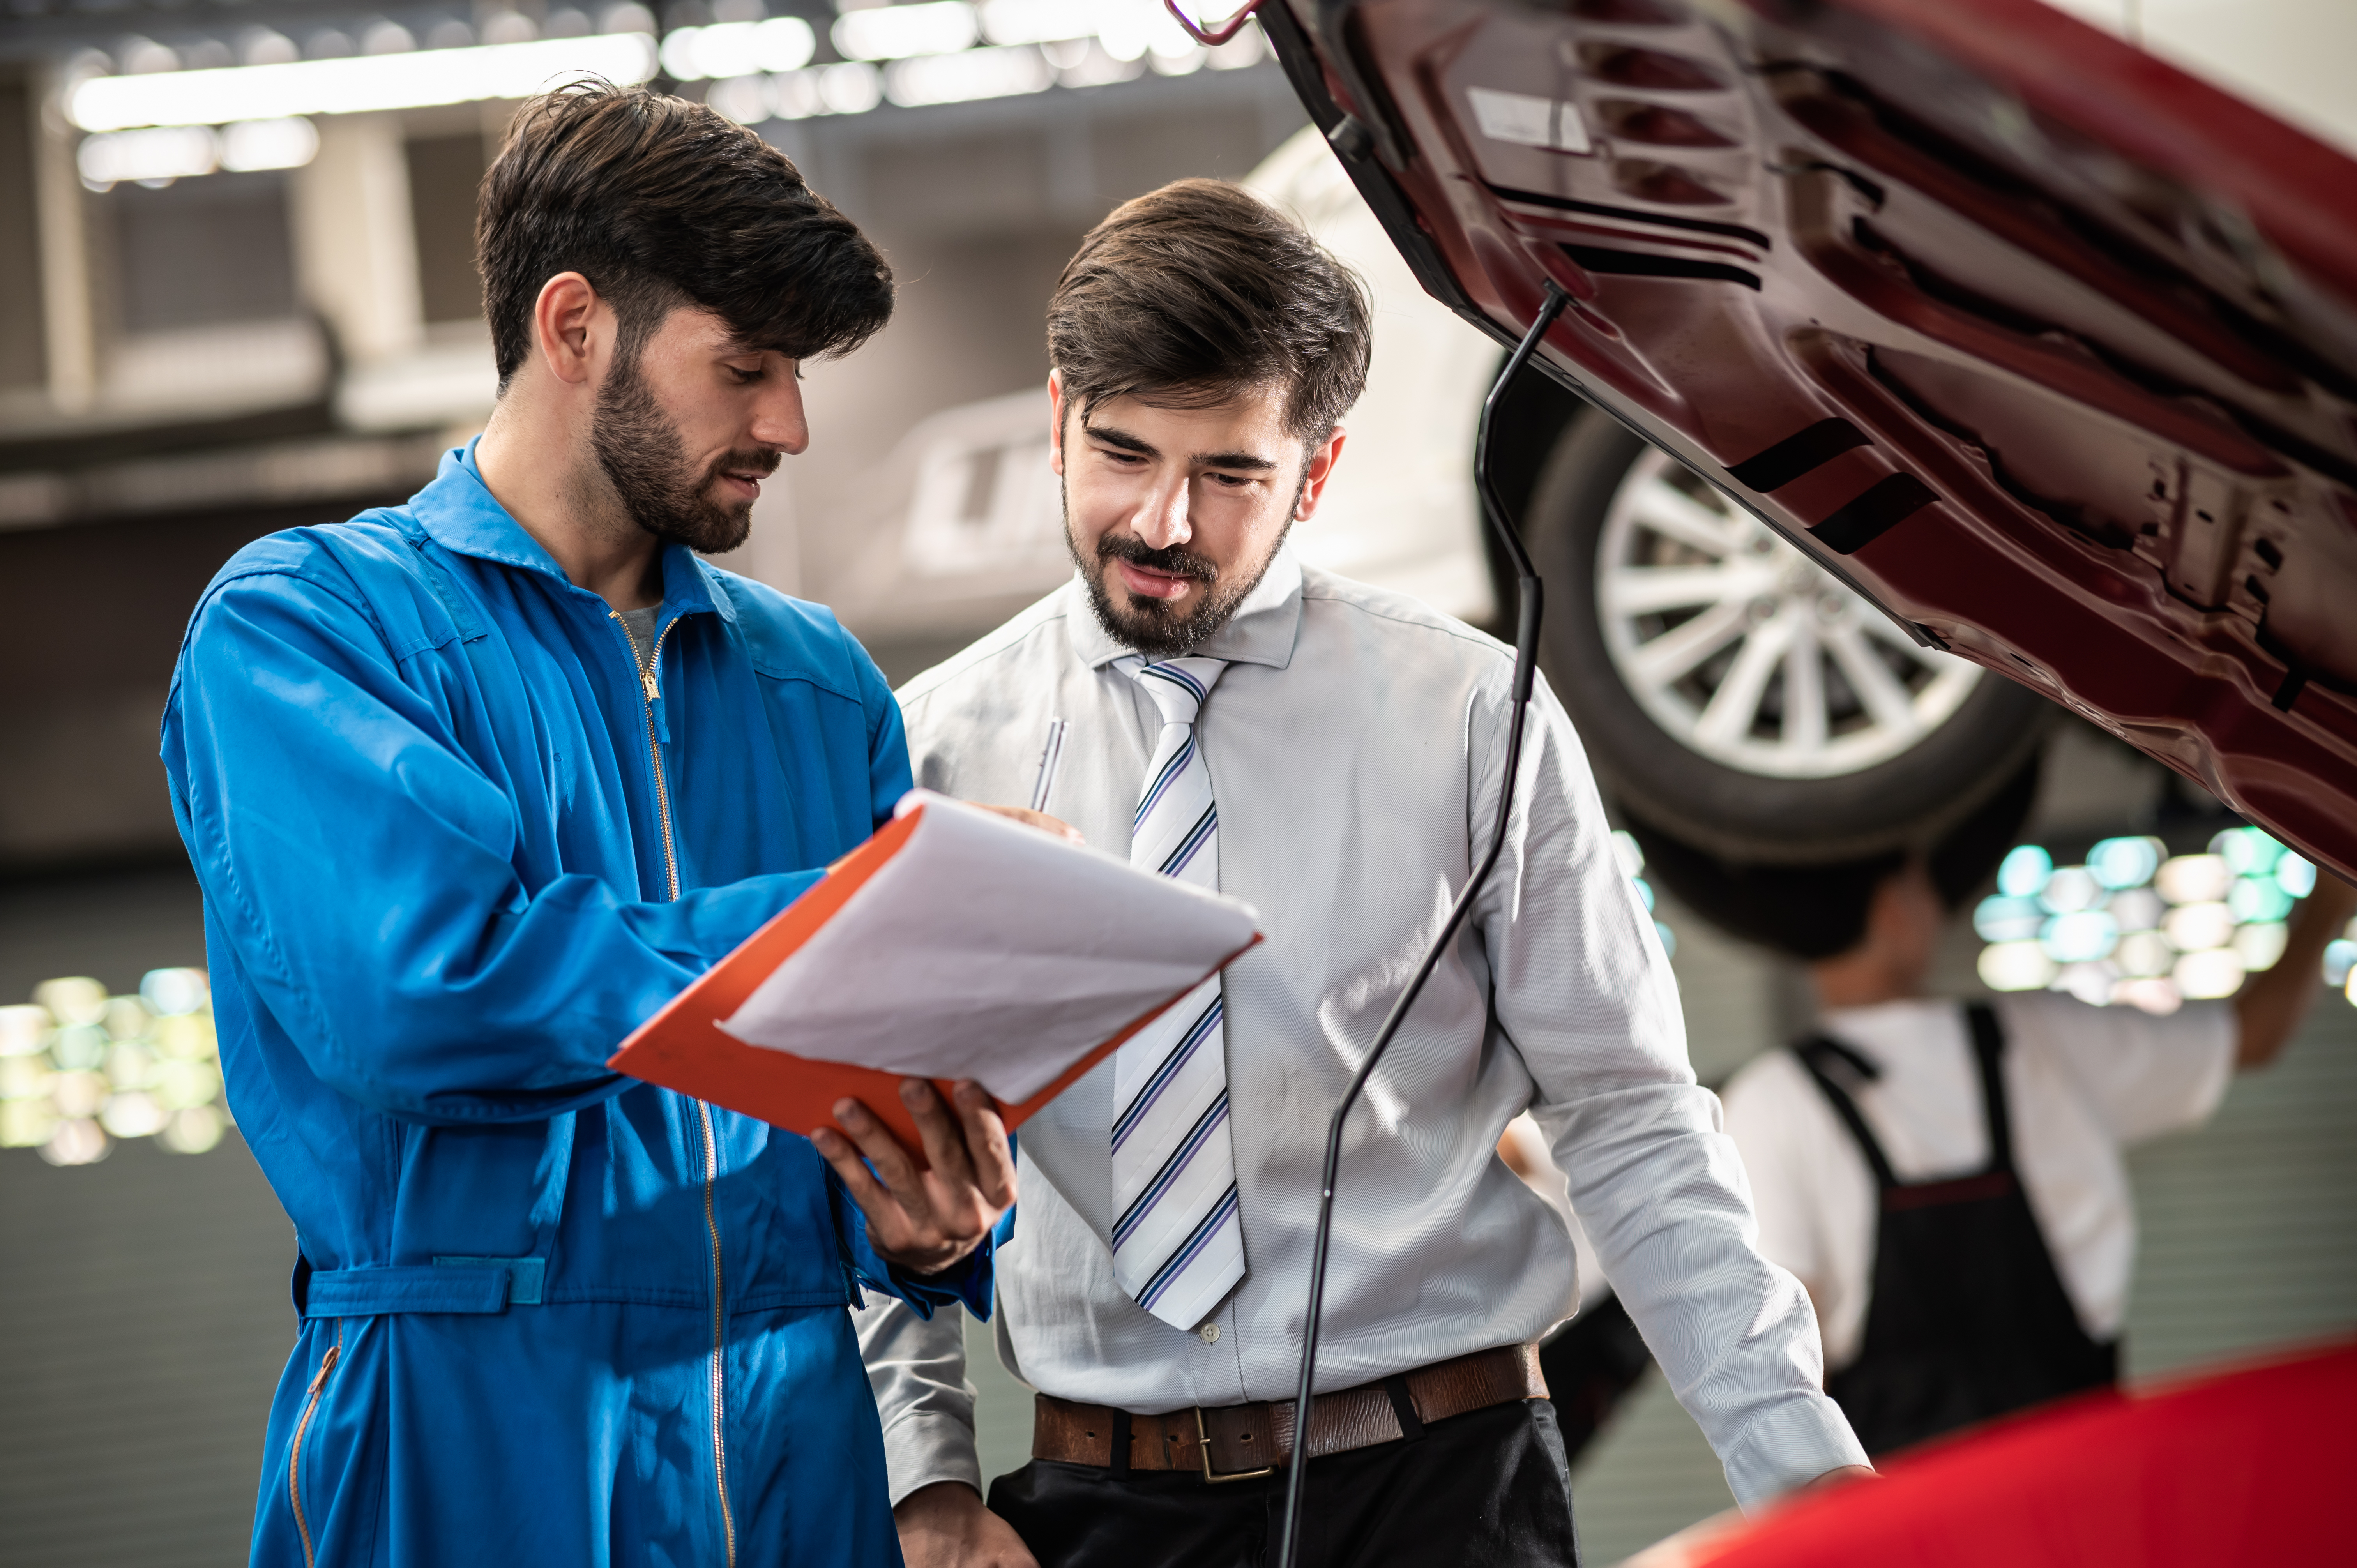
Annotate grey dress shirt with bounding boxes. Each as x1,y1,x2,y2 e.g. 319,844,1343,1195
856,549,1866,1509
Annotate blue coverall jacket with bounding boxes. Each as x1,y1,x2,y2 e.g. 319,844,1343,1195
161,445,983,1566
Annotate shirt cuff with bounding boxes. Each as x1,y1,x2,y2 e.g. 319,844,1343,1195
1720,1392,1871,1510
881,1408,986,1507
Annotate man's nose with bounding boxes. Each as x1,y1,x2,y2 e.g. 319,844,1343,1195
753,376,810,457
1132,472,1191,551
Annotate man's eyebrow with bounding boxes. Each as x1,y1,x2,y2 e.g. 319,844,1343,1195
1082,421,1276,472
1192,449,1277,472
1081,420,1160,459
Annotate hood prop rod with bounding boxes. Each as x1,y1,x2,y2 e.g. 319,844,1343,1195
1273,279,1572,1568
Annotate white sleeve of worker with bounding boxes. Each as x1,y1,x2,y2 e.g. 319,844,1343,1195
2009,993,2235,1146
1485,678,1868,1507
853,1294,984,1505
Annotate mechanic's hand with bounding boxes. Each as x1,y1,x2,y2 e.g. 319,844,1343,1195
894,1481,1040,1568
812,1079,1016,1277
973,803,1083,844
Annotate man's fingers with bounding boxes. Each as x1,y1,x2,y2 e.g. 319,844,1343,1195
810,1125,894,1216
901,1078,977,1194
832,1096,926,1208
951,1081,1018,1209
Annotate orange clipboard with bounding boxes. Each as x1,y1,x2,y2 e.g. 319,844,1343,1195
607,801,1261,1161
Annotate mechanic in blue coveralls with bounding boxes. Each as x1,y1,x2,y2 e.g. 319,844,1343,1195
161,84,1023,1566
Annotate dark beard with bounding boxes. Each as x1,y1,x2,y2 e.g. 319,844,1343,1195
590,350,777,555
1065,469,1305,659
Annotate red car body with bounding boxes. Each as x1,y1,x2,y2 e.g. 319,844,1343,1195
1249,0,2357,879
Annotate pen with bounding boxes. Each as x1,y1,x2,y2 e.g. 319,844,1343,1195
1030,717,1068,812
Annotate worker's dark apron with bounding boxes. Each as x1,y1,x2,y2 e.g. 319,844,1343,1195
1796,1005,2117,1457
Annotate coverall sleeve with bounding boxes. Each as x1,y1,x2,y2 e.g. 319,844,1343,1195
164,565,827,1124
1478,672,1870,1508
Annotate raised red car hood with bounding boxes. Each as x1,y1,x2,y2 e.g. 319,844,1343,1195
1259,0,2357,878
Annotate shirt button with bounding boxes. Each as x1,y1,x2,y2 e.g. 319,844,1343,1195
1200,1323,1221,1344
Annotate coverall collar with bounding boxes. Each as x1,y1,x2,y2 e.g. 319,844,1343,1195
411,440,733,625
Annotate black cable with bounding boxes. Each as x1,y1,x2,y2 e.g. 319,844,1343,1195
1271,279,1571,1568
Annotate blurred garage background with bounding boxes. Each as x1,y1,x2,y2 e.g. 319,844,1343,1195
2,1,2353,1563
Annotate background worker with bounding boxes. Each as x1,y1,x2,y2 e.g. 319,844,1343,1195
1645,772,2357,1457
860,180,1870,1568
162,84,1012,1565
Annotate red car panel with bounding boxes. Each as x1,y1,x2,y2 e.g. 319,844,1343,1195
1255,0,2357,879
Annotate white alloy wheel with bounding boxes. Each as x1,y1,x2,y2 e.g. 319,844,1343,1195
1595,447,1983,780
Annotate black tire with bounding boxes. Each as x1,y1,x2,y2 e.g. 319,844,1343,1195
1525,410,2053,863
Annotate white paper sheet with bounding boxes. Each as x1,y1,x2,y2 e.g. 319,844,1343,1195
715,792,1262,1103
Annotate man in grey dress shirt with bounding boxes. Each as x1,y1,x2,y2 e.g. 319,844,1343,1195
860,179,1869,1568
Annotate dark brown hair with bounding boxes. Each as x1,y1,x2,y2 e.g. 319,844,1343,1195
1629,754,2042,961
1047,179,1372,440
477,81,892,387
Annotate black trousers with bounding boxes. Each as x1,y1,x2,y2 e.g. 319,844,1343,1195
986,1400,1580,1568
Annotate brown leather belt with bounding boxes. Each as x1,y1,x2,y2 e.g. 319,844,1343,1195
1031,1345,1547,1482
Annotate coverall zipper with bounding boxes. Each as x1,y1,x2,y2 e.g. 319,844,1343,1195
613,608,736,1568
287,1322,343,1568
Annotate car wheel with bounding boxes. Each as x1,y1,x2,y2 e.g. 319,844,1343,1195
1527,411,2053,862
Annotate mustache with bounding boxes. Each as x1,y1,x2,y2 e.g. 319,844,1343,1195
1095,531,1217,583
704,447,783,485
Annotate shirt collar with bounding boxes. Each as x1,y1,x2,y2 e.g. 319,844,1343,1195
409,440,724,623
1065,545,1303,672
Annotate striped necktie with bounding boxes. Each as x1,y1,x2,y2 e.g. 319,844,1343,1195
1110,655,1246,1330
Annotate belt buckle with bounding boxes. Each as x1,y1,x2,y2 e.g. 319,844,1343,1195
1194,1405,1278,1484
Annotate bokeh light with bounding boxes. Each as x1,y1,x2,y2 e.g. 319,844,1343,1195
2175,947,2246,1000
0,969,231,1168
2229,876,2295,924
2325,938,2357,989
2039,865,2102,915
2213,825,2284,878
2233,922,2289,971
2087,835,2163,891
1997,844,2053,899
1979,939,2058,992
1976,830,2345,1015
2041,909,2119,964
1974,895,2044,943
2164,901,2235,954
1609,829,1678,960
2156,853,2230,905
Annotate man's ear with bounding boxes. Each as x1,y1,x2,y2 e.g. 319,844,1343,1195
1293,423,1349,522
533,272,608,389
1046,371,1067,477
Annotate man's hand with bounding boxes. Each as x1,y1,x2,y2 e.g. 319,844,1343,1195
811,1079,1017,1276
894,1481,1039,1568
973,804,1083,843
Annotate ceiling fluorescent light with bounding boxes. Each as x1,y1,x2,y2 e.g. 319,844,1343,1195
832,2,978,62
69,34,658,132
976,0,1098,47
77,124,217,185
220,116,321,171
658,17,815,82
885,43,1050,106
